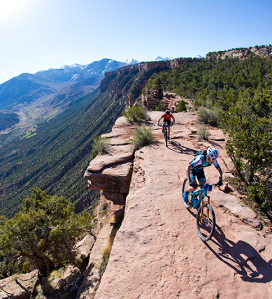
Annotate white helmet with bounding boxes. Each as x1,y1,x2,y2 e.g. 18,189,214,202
207,147,219,161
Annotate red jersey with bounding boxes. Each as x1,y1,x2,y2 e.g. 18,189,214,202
162,113,174,121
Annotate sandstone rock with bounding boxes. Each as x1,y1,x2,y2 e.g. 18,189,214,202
76,222,119,299
75,234,96,260
0,270,38,299
212,189,262,229
86,161,133,193
85,152,133,173
103,192,126,205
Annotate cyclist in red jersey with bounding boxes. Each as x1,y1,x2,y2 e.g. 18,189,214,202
157,110,175,139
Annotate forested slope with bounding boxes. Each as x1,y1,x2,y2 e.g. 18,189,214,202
0,87,124,217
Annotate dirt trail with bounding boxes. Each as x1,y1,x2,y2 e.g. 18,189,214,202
95,112,272,299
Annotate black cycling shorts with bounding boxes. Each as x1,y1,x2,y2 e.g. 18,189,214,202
163,118,171,125
190,168,206,183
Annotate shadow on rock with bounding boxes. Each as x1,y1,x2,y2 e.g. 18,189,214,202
205,226,272,283
167,141,196,155
32,265,84,299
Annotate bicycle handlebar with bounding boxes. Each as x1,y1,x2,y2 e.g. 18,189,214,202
157,123,174,126
190,183,221,190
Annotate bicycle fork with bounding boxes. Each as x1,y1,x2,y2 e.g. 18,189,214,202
200,195,210,223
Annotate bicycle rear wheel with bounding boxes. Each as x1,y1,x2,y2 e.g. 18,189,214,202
196,203,215,241
182,178,191,209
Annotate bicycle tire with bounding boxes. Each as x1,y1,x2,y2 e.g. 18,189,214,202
182,178,191,209
196,203,215,241
164,128,168,146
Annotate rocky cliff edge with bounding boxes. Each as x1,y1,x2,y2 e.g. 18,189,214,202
79,111,272,299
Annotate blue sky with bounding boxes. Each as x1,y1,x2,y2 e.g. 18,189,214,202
0,0,271,84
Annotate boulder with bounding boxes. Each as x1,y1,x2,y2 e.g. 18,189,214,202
75,234,96,260
85,152,133,173
0,270,39,299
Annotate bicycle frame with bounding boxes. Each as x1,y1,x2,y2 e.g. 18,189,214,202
163,124,168,131
188,185,212,219
157,122,172,147
182,179,215,241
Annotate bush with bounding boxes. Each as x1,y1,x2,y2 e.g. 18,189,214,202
197,125,210,141
123,106,149,123
132,125,156,151
247,183,272,210
0,188,94,277
197,107,219,126
220,101,272,210
91,136,110,159
176,100,187,112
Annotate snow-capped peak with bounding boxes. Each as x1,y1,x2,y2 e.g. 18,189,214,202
193,55,204,59
123,59,139,64
60,63,85,70
151,56,174,61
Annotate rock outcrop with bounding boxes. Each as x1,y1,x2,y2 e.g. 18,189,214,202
0,270,39,299
142,91,191,111
79,117,136,297
100,58,199,108
207,45,272,60
84,117,135,210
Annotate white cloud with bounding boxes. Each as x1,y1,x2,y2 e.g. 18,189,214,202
0,71,6,76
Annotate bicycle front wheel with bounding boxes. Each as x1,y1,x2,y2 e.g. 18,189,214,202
196,203,215,241
164,129,168,146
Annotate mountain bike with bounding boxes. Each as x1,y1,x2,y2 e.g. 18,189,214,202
182,178,216,241
158,122,173,147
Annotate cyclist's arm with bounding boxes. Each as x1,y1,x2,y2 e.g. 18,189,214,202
157,115,164,125
157,117,162,125
216,165,223,181
186,164,193,181
213,160,222,179
171,114,175,124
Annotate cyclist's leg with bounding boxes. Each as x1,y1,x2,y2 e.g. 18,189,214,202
197,169,206,186
162,119,166,132
188,169,197,193
184,170,197,203
195,170,206,208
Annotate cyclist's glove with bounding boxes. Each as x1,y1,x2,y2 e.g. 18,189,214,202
216,180,223,187
189,181,197,187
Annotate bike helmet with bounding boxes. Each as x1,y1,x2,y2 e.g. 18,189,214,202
207,147,219,161
165,110,170,115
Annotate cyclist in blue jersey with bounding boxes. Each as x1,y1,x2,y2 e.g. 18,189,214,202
183,147,223,204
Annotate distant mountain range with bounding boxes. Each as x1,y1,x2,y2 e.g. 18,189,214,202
0,56,190,140
0,59,134,142
0,59,130,111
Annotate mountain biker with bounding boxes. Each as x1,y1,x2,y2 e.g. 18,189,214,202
183,147,223,205
157,110,175,140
